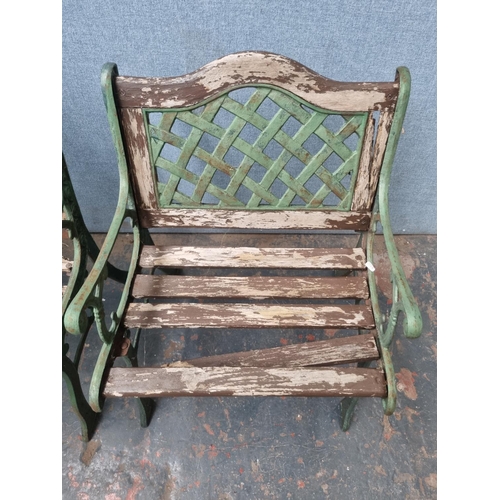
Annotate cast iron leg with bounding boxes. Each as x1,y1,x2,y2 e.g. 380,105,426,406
62,354,99,442
122,342,155,428
340,360,372,431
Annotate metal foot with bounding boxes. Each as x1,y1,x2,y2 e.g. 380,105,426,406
122,339,155,428
339,358,371,431
340,397,359,432
63,354,99,442
137,398,155,428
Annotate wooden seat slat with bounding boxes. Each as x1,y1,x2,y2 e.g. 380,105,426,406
124,303,375,329
104,366,387,398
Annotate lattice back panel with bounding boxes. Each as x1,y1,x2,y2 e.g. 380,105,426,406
144,87,368,209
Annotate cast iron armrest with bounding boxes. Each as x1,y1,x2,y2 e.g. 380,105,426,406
64,62,141,344
63,196,141,343
366,66,422,348
363,67,422,416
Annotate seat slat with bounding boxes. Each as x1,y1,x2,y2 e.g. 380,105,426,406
104,366,387,398
139,246,366,269
169,333,379,368
124,303,374,329
132,275,369,299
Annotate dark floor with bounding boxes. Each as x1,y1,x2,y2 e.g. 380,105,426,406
62,233,436,500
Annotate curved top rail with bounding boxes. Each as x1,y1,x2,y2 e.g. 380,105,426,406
114,51,398,112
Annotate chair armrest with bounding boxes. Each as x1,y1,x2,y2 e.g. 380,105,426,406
64,202,141,343
64,61,142,343
367,66,422,345
378,209,423,340
64,200,140,343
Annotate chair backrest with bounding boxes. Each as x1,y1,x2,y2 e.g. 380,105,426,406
103,51,408,231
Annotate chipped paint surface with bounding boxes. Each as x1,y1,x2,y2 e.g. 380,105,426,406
352,112,375,210
141,209,372,230
124,302,375,329
121,108,157,210
167,333,379,368
132,274,369,300
139,245,367,269
104,366,386,398
115,52,397,112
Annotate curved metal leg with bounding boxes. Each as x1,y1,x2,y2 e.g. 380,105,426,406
340,397,359,432
62,354,99,442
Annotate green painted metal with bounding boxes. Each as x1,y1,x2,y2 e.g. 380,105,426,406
145,87,367,209
364,67,422,417
62,155,99,442
65,65,154,427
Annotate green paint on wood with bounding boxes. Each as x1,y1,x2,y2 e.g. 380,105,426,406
143,87,367,209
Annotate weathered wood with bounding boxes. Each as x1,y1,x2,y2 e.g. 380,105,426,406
169,333,379,368
115,52,397,112
140,208,371,230
366,110,394,209
104,366,387,398
139,246,367,269
120,108,158,210
351,112,375,211
124,303,375,329
132,275,369,299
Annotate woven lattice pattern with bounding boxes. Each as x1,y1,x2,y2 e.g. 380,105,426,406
145,88,368,209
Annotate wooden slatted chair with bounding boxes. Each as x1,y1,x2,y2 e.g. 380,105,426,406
64,51,422,432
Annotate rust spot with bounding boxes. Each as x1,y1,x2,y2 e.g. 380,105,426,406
424,473,437,489
396,368,418,400
67,469,79,488
80,439,101,466
203,423,215,436
324,329,338,338
383,415,398,441
297,480,305,489
139,458,153,468
125,476,143,500
403,406,420,423
192,444,206,458
207,444,218,459
163,340,181,359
